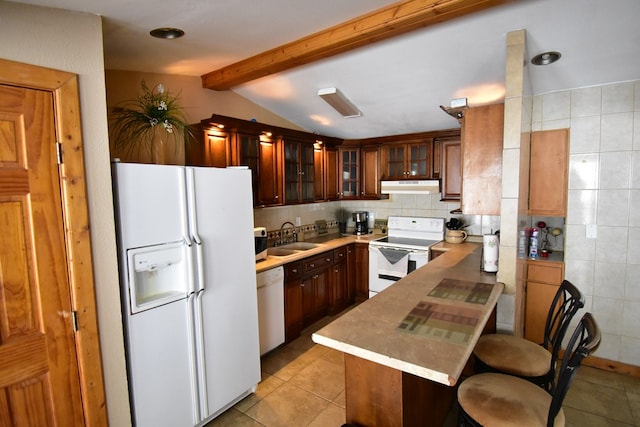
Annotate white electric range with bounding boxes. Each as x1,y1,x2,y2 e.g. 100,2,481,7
368,216,445,297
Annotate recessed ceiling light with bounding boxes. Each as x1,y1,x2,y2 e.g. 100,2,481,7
531,51,561,66
150,28,185,39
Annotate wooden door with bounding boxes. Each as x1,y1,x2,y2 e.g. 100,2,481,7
0,85,84,425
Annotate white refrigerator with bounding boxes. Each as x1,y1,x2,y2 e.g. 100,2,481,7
112,162,261,427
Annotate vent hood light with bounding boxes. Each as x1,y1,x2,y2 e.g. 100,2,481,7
318,88,362,118
380,180,440,194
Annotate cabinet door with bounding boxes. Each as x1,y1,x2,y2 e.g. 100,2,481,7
340,148,359,199
324,147,340,201
257,138,281,206
284,278,303,342
361,146,381,198
314,146,325,201
524,281,558,344
432,139,442,179
386,145,406,179
461,104,504,215
407,141,432,178
355,243,369,301
529,129,569,216
238,133,260,205
284,140,315,203
346,244,356,304
441,139,461,201
204,132,230,167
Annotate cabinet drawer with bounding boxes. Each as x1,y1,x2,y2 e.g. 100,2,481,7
285,261,302,280
303,251,334,274
333,246,347,262
527,262,563,284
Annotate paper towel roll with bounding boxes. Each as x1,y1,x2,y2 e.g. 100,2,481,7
483,234,499,272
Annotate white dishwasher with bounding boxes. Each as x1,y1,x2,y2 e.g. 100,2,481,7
256,266,285,355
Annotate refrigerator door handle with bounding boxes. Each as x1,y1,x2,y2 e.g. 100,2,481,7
186,292,202,424
186,168,206,292
193,289,209,420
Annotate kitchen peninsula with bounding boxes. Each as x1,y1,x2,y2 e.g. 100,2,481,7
312,243,503,427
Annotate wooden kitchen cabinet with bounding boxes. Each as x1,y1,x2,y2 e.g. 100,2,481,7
322,145,340,201
524,260,564,344
284,261,303,342
360,146,381,198
440,137,461,201
339,146,360,199
461,103,504,215
284,138,315,203
382,139,433,180
529,129,569,216
329,246,349,315
236,132,282,207
346,244,356,305
355,242,370,302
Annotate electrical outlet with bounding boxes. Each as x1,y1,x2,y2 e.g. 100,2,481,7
586,224,597,239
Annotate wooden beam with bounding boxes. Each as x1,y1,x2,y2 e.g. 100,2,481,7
201,0,512,90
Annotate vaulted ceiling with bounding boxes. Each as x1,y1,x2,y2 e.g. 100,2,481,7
12,0,640,138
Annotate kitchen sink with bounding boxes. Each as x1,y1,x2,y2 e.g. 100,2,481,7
267,248,298,257
267,242,322,257
279,242,321,250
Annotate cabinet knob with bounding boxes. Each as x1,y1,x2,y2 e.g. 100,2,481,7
292,268,298,273
326,258,331,262
309,263,315,268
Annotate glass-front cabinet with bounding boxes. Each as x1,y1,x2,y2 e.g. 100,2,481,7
339,148,359,199
284,139,315,203
236,132,281,207
382,139,433,180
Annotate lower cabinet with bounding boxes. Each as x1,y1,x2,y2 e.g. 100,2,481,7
524,260,564,344
284,244,360,342
355,243,370,302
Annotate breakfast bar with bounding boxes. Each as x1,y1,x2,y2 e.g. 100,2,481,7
312,243,504,427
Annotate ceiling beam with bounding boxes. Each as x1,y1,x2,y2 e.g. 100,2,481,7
201,0,512,91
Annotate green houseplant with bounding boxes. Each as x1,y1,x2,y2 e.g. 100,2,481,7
109,81,194,163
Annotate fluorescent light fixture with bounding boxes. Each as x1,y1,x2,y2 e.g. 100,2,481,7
318,88,361,118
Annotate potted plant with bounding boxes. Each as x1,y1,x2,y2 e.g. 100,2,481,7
109,81,194,164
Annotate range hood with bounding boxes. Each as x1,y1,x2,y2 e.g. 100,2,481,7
380,179,440,194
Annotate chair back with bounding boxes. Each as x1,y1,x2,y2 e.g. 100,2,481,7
543,280,585,389
547,313,601,427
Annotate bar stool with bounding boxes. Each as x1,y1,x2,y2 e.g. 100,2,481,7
457,312,601,427
473,279,584,391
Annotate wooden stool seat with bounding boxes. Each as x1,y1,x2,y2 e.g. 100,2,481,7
474,334,551,377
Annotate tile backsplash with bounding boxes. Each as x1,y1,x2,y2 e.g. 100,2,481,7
253,194,501,243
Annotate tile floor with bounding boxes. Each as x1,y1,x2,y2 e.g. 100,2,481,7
207,315,640,427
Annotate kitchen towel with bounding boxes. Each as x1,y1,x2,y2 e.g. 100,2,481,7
482,234,499,272
377,247,409,280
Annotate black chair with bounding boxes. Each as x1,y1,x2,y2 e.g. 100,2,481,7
473,279,584,391
457,312,601,427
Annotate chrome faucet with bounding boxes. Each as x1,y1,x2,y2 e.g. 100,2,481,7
279,221,297,245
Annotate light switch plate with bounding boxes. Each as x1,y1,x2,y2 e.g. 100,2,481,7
586,224,597,239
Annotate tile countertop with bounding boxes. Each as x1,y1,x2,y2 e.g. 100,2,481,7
311,242,504,387
255,232,382,273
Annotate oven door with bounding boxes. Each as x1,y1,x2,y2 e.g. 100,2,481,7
368,245,429,297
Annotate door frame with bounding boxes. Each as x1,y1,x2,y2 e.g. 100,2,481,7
0,58,108,426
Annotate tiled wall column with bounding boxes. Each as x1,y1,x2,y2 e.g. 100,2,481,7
498,29,533,335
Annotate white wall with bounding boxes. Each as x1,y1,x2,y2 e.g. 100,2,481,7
533,80,640,366
0,3,131,425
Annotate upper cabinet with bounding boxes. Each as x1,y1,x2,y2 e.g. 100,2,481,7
337,145,383,199
461,103,504,215
381,139,433,180
528,129,569,216
439,137,461,201
283,138,315,204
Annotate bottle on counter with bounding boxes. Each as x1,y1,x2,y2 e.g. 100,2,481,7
529,228,539,259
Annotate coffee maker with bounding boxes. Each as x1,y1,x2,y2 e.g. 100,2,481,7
352,211,369,235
